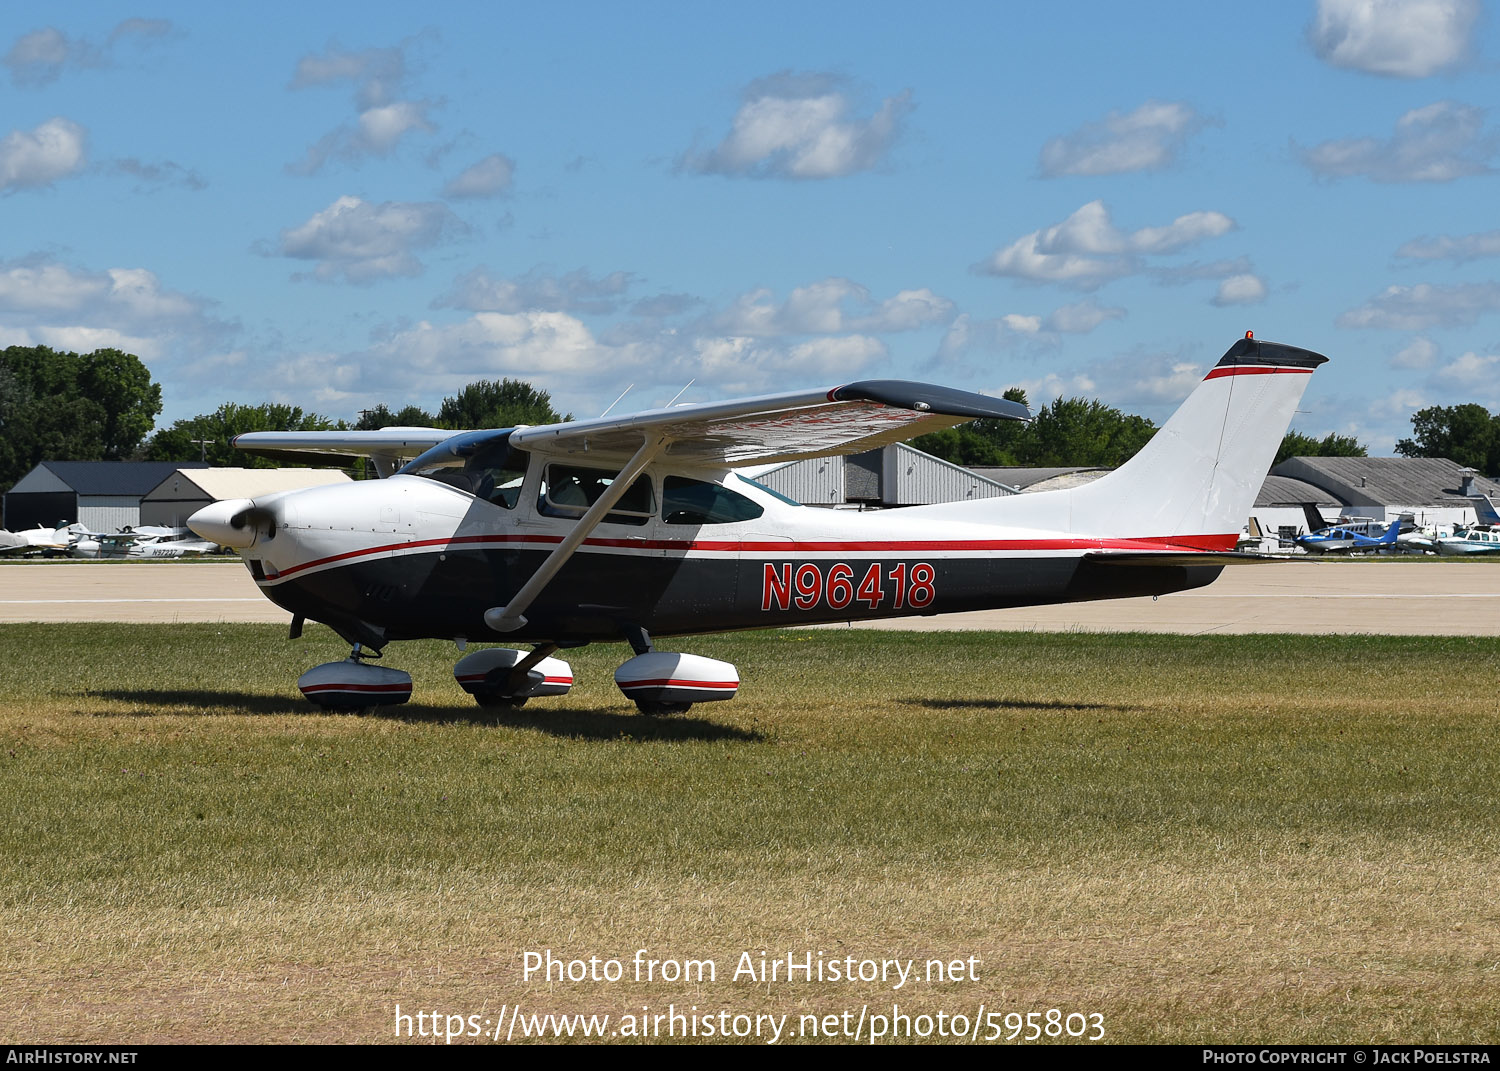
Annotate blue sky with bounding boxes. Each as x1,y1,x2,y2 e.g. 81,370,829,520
3,1,1498,451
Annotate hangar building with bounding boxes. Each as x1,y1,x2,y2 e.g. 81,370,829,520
1269,456,1500,525
752,443,1015,507
3,461,208,531
140,467,352,527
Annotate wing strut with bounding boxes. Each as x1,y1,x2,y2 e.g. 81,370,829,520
482,434,667,633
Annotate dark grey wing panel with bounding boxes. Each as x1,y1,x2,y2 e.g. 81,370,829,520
829,381,1030,421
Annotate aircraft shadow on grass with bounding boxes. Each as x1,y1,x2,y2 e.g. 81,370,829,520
78,689,763,742
901,697,1140,713
380,703,764,742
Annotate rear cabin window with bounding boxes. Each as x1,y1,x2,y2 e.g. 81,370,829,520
539,464,655,526
662,476,764,525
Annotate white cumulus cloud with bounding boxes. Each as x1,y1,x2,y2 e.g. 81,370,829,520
0,256,227,361
708,278,954,336
1044,298,1127,334
1310,0,1478,77
1432,350,1500,389
270,196,468,284
935,300,1124,364
683,72,912,180
0,117,86,192
287,36,437,173
443,153,515,199
3,19,171,87
1337,281,1500,330
1396,228,1500,262
436,266,634,315
974,201,1235,290
1299,101,1496,182
1039,100,1209,177
1390,337,1438,369
1211,274,1268,306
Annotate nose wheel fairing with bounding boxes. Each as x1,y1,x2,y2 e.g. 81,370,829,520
296,657,412,711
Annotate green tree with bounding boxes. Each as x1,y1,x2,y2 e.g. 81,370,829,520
911,391,1157,469
435,379,567,429
1395,404,1500,476
147,402,345,468
354,403,436,430
1273,430,1367,467
0,345,163,494
910,387,1031,466
1014,396,1157,467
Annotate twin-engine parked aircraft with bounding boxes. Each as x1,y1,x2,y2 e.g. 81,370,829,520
1285,514,1401,555
189,333,1327,715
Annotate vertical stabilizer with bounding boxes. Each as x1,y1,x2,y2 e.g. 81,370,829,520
1471,495,1500,526
1064,337,1328,542
921,336,1328,546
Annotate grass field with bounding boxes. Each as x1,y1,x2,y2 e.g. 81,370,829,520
1,623,1497,1044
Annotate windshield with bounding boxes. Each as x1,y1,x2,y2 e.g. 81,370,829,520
409,434,529,509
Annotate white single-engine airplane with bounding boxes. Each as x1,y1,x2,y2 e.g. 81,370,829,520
188,333,1327,714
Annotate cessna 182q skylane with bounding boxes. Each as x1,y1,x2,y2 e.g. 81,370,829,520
188,334,1326,715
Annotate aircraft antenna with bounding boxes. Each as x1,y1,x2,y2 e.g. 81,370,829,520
664,378,696,408
599,384,634,418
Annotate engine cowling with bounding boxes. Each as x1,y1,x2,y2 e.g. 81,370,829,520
453,648,574,699
297,659,412,709
614,652,739,706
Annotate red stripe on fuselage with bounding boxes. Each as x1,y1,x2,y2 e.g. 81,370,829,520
259,531,1238,581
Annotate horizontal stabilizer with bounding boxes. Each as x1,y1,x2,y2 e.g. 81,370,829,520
1082,550,1299,567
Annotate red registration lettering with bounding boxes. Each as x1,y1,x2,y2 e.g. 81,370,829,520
759,561,936,613
794,563,822,609
826,563,854,609
856,563,882,608
762,563,791,611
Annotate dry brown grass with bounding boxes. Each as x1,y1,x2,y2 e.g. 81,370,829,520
2,625,1497,1043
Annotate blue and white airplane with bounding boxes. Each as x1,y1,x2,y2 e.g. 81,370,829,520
1288,516,1401,555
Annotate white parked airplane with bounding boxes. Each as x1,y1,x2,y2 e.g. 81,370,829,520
188,333,1327,715
0,522,79,556
68,527,221,559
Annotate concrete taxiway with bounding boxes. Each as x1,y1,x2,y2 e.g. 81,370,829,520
0,560,1496,635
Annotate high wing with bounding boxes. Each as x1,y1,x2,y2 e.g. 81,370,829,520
231,427,455,476
233,383,1028,471
511,380,1028,466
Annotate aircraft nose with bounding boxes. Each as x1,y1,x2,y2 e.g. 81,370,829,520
187,498,262,549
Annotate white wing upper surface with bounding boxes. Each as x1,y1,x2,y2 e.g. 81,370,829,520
232,383,1028,470
516,381,1027,466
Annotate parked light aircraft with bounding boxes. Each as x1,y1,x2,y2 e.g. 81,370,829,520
0,522,79,556
188,333,1327,714
68,527,220,559
1285,516,1401,555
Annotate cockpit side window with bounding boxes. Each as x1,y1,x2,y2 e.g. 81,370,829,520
539,463,655,526
662,476,764,525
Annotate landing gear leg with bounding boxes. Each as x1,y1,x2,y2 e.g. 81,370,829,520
455,644,574,708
